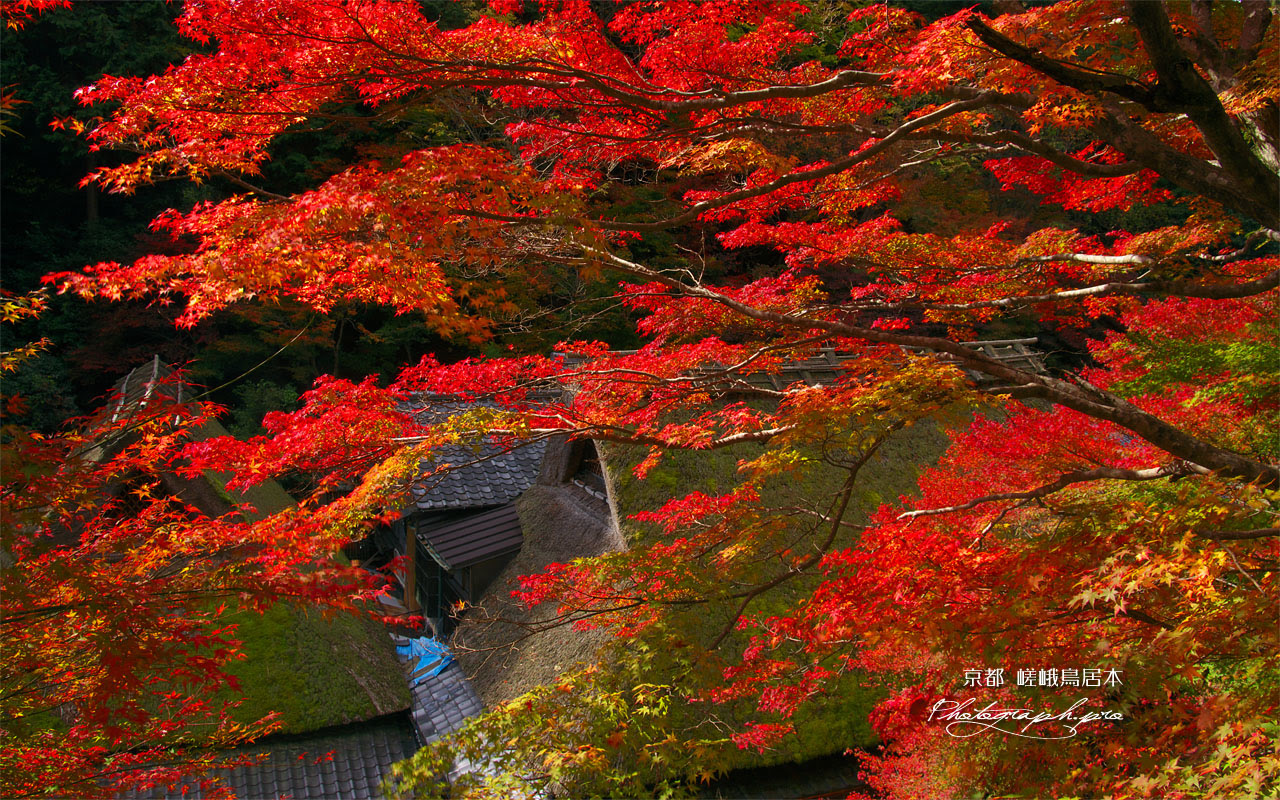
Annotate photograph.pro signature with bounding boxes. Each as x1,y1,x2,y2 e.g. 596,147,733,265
928,697,1125,740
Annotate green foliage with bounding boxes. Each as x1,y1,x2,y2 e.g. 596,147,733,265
228,380,299,438
0,352,78,432
1113,331,1280,408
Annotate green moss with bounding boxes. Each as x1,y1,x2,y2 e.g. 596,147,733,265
606,414,948,542
597,410,953,770
607,440,757,546
189,418,297,520
766,674,885,766
214,603,411,734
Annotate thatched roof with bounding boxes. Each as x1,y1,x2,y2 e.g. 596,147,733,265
188,416,297,520
86,357,296,521
450,483,623,706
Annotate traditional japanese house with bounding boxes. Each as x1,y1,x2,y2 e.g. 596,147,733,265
361,396,548,637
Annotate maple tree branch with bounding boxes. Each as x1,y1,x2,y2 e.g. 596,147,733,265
965,16,1158,108
1238,0,1274,55
211,168,290,202
968,7,1279,227
1222,544,1266,593
1196,527,1280,541
773,506,866,532
365,57,884,123
1206,230,1276,262
551,334,829,395
527,336,827,396
1119,608,1176,631
911,268,1280,311
1017,253,1153,267
567,67,885,115
1184,1,1231,87
896,463,1202,520
589,94,997,233
590,248,1280,488
705,424,900,650
1125,1,1278,205
925,130,1145,178
707,467,862,651
392,422,794,453
591,426,795,450
1097,109,1280,229
719,337,830,368
1,587,251,625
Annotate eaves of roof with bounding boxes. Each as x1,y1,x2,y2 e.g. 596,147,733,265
400,395,548,512
415,502,523,571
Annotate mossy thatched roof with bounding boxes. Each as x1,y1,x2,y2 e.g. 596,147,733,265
452,483,622,706
452,395,961,775
188,417,296,521
216,603,412,734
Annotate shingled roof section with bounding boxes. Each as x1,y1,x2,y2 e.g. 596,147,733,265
402,396,547,512
83,356,188,463
131,714,419,800
135,641,487,800
417,502,523,570
409,659,484,745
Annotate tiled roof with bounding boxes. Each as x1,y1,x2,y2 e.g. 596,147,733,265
409,659,484,744
130,715,418,800
138,644,487,799
417,503,523,570
402,397,547,512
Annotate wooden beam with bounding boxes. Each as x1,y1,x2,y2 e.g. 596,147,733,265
405,518,420,613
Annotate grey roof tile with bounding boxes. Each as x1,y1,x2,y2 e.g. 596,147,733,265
406,659,484,745
401,396,547,512
127,715,418,800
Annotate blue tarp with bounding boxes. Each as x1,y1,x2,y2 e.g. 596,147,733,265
395,637,454,686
